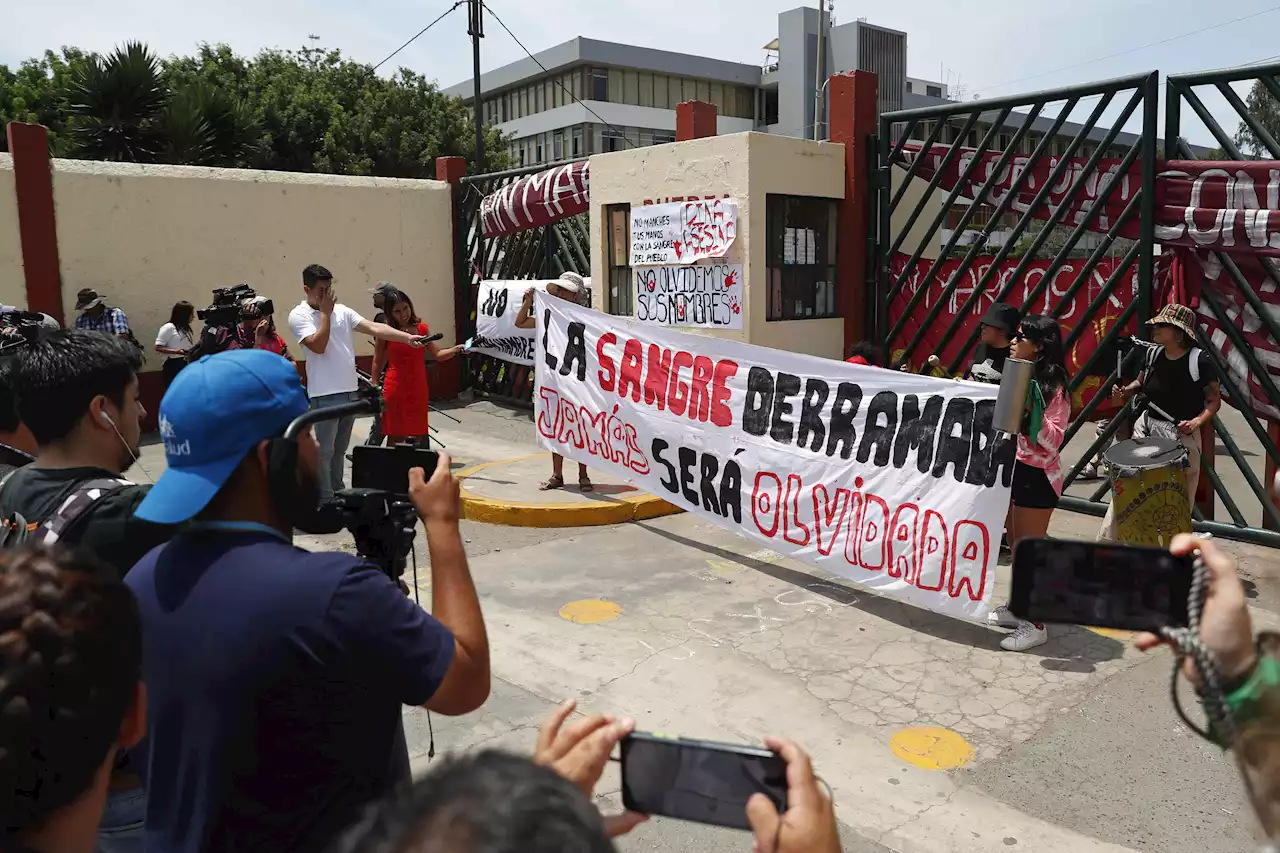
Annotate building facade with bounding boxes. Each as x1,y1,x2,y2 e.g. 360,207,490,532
443,6,930,167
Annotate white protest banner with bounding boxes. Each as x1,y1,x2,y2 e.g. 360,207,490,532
634,263,743,329
630,199,739,266
470,279,595,365
471,280,539,364
533,293,1013,621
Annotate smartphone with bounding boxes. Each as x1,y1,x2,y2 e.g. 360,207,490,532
620,732,787,830
350,445,440,498
1010,538,1193,631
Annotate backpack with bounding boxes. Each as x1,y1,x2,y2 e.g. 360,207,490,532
0,468,132,549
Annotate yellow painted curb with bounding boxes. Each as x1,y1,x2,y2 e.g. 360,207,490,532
457,454,683,528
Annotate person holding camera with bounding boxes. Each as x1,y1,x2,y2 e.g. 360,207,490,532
289,264,434,501
0,546,147,853
337,698,842,853
238,296,293,360
125,349,490,853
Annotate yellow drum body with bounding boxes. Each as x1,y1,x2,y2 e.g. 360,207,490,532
1105,438,1191,548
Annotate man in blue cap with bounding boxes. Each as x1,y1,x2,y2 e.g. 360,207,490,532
124,349,490,853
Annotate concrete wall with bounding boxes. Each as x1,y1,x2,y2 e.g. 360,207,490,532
589,131,845,361
49,160,456,360
0,155,25,308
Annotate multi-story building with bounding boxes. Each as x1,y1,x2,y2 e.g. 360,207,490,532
443,6,928,167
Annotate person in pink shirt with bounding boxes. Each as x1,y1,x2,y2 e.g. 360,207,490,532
989,314,1071,652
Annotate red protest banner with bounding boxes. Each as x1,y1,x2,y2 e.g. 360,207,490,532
480,160,590,238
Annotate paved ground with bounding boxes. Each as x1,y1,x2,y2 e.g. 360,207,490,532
130,397,1279,853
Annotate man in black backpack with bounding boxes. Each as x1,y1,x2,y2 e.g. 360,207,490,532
0,329,178,852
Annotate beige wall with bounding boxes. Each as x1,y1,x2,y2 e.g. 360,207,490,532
0,155,25,308
50,160,455,359
589,131,846,361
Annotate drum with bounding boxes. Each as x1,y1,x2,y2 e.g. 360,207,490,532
1103,437,1191,548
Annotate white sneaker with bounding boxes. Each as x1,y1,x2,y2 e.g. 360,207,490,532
1001,621,1048,652
988,604,1020,629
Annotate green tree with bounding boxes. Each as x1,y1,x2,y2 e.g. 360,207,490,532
1234,80,1280,159
64,42,167,161
0,48,89,153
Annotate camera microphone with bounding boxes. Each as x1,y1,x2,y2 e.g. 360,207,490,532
421,333,443,344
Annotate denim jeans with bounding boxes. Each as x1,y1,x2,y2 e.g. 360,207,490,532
310,391,359,500
97,787,146,853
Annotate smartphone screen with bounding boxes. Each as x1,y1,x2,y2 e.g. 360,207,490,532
350,445,440,498
1010,538,1193,631
620,733,787,830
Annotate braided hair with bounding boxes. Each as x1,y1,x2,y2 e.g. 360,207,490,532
0,546,141,836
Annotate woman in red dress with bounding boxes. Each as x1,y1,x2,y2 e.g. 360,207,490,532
371,288,459,445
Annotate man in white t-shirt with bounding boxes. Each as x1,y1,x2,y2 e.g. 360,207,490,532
288,263,431,499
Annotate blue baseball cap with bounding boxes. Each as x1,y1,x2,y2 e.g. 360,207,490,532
135,349,309,524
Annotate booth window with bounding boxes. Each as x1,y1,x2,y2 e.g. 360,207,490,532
766,195,839,321
606,204,633,316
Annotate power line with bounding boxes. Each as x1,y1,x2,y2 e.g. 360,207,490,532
975,4,1280,95
480,1,639,148
373,1,465,72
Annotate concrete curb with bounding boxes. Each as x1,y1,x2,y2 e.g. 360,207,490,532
457,454,683,528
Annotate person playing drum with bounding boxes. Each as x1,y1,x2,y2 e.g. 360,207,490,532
1098,303,1221,541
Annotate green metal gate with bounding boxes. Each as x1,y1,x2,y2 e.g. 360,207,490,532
455,160,590,405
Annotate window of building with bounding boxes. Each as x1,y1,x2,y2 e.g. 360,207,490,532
653,73,669,110
572,127,583,157
766,195,839,321
906,81,914,93
623,70,639,105
545,79,555,111
763,89,779,125
696,80,710,102
519,88,528,118
926,85,943,98
638,72,654,108
603,127,625,152
737,87,756,120
606,204,633,316
553,131,564,161
653,130,675,144
571,69,582,102
709,82,724,111
536,135,544,163
669,76,683,107
591,68,609,101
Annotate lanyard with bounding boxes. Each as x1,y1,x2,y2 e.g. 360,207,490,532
184,521,290,544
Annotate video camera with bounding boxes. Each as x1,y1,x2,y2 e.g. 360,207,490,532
283,384,436,585
197,283,257,328
0,309,50,352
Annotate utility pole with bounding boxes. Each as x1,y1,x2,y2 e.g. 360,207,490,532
468,0,485,174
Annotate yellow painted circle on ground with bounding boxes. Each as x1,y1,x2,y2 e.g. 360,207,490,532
1085,626,1136,641
559,600,622,624
890,726,974,771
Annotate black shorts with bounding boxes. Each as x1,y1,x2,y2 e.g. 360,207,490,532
1012,461,1059,510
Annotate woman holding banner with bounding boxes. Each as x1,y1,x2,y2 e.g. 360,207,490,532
989,315,1072,652
516,272,594,492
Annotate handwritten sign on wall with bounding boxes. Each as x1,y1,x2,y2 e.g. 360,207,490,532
629,199,739,266
634,264,744,329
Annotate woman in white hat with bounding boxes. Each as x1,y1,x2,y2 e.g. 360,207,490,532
1099,303,1221,540
516,272,594,492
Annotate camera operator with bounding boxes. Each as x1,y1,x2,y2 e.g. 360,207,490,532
288,264,432,501
238,296,293,361
336,700,842,853
125,349,490,853
0,546,146,853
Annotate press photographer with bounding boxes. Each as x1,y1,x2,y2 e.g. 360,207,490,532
0,328,178,851
125,349,490,853
238,295,293,360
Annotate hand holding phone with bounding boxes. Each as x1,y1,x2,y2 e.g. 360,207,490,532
1134,535,1256,687
745,737,841,853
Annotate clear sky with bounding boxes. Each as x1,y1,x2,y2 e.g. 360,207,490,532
4,0,1278,147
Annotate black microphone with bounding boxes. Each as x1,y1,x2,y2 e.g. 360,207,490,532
420,332,444,344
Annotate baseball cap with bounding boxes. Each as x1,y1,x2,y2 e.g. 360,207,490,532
135,349,309,524
979,302,1020,337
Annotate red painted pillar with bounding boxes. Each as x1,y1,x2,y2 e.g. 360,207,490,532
676,101,718,141
6,122,63,324
826,72,878,355
433,155,468,400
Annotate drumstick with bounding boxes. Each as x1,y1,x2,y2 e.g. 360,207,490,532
927,354,955,379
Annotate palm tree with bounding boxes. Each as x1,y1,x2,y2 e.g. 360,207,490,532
65,42,167,161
